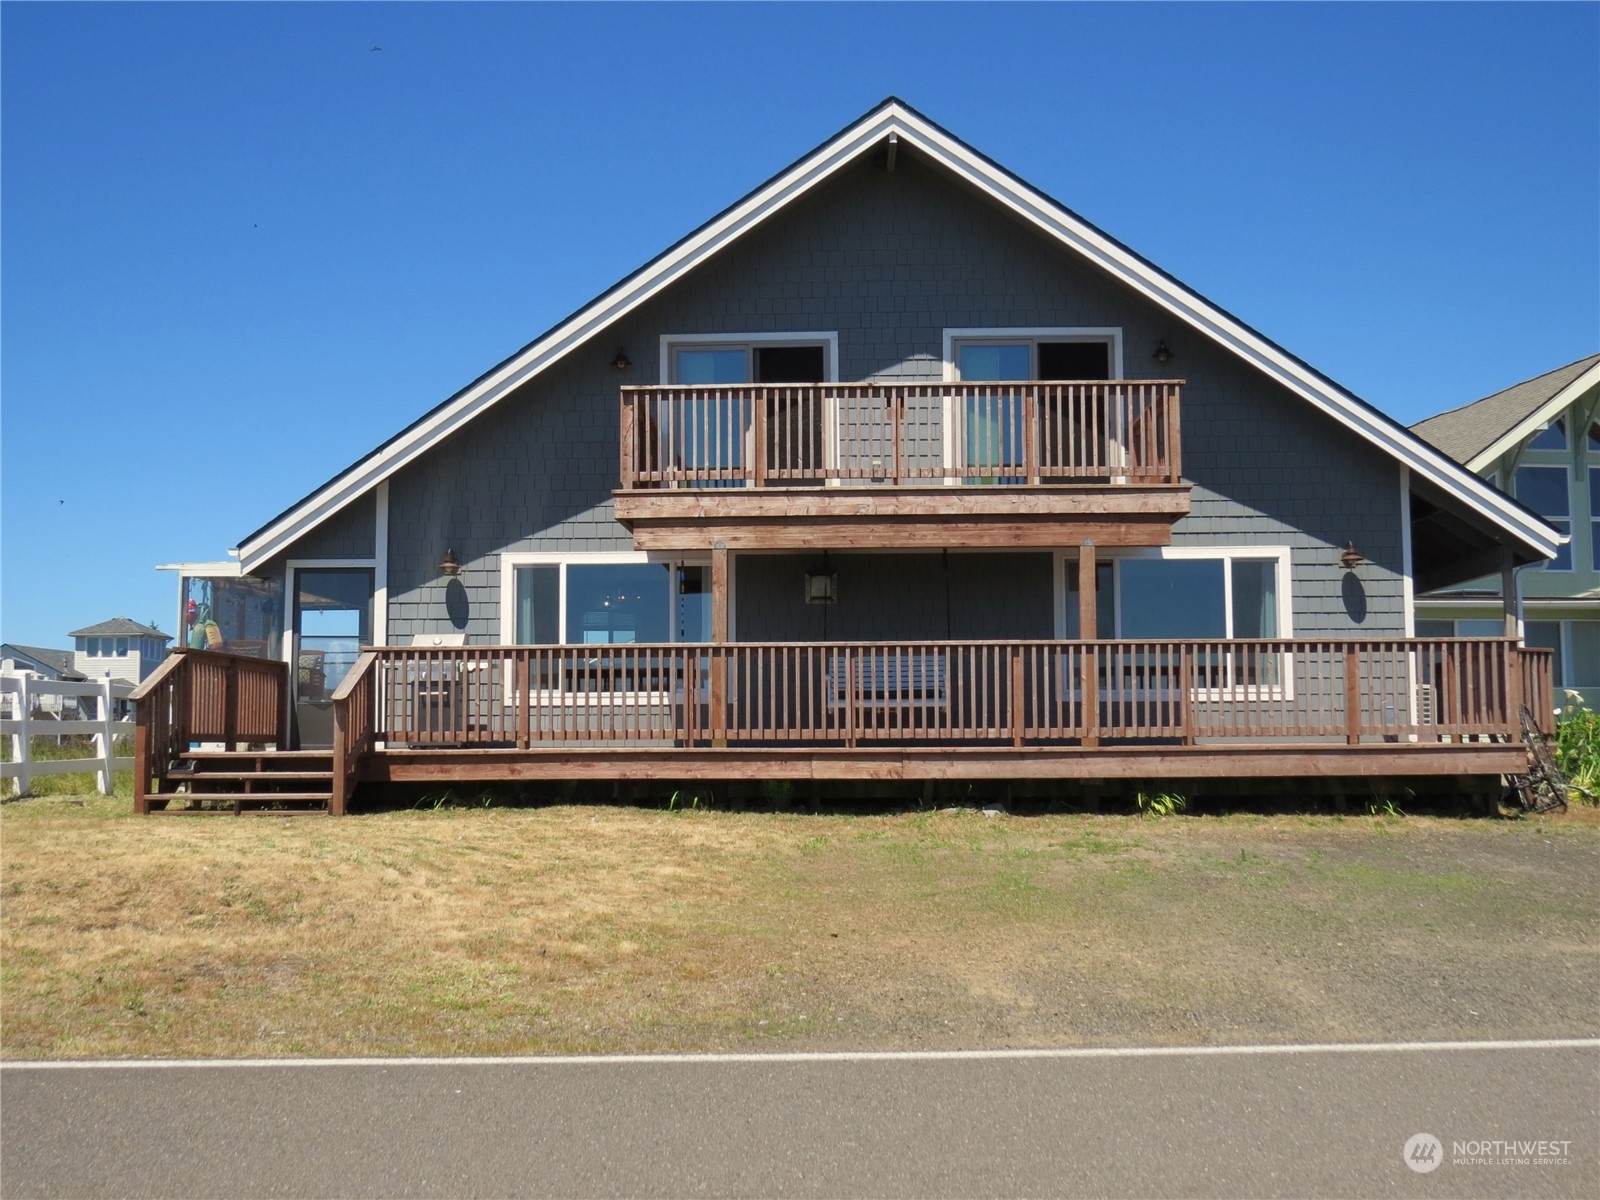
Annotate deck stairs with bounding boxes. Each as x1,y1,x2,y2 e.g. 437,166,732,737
145,750,334,815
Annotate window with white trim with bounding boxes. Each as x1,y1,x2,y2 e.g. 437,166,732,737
1516,466,1572,570
503,554,710,647
947,329,1123,481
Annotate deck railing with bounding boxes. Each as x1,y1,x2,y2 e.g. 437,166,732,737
330,651,378,817
619,381,1183,489
348,638,1537,751
129,649,289,812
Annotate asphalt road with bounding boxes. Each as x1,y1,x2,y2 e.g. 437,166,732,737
2,1041,1596,1199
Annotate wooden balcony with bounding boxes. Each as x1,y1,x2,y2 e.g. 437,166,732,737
615,381,1189,549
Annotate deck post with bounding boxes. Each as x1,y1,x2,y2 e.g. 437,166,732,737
710,543,729,747
1077,541,1096,641
752,393,767,488
1505,642,1523,739
1010,645,1024,748
1345,646,1362,746
1024,389,1039,486
1082,643,1100,748
1500,550,1522,638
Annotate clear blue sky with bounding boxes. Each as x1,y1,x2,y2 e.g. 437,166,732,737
3,2,1596,650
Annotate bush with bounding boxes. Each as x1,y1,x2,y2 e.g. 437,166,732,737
1554,692,1600,805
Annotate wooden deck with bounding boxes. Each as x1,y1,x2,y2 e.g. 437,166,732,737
131,640,1553,814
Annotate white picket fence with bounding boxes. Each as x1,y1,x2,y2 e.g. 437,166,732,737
1,674,135,797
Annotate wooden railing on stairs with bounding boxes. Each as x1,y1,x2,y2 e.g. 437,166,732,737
130,649,288,813
330,651,379,818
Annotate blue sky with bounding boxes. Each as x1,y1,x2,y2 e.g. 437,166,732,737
3,2,1596,650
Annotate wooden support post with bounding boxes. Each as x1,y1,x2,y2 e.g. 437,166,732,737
331,707,348,818
1082,643,1100,748
223,660,239,751
619,394,636,488
710,543,729,747
1077,542,1096,642
516,654,531,750
133,692,150,815
1506,643,1524,738
752,394,767,488
1500,551,1521,639
1023,389,1039,486
1345,647,1362,746
1180,643,1196,746
1010,645,1024,748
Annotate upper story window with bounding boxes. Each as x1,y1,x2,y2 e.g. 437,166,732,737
1516,465,1573,570
947,328,1124,481
1528,418,1568,450
663,334,835,385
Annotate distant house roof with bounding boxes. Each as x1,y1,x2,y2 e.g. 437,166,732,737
0,644,81,678
67,617,172,641
1412,353,1600,469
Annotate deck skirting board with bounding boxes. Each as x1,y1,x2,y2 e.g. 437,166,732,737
363,743,1522,783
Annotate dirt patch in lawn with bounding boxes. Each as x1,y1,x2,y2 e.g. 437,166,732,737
2,796,1595,1059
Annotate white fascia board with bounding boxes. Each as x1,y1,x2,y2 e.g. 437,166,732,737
236,101,1559,571
155,561,242,577
1465,361,1600,473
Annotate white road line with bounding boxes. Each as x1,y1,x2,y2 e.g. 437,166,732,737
4,1038,1597,1071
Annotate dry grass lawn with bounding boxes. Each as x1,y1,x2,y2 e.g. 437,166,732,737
2,793,1596,1060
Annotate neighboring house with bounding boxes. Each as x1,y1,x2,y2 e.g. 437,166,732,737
68,618,171,686
1413,354,1600,705
143,99,1561,813
0,644,83,719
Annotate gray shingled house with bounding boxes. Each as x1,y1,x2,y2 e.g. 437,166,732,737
1413,354,1600,703
139,99,1561,814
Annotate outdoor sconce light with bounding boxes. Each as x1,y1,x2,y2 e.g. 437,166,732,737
1153,339,1173,365
611,348,633,372
1340,542,1364,570
439,548,461,576
804,572,838,605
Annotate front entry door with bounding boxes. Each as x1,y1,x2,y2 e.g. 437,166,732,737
292,569,372,748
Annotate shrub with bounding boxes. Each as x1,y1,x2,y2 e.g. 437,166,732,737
1554,692,1600,805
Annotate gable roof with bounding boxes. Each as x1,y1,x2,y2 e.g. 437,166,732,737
68,617,171,641
234,97,1562,572
0,644,79,677
1412,353,1600,470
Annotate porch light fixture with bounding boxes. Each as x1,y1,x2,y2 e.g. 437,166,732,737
439,548,461,576
1153,339,1173,365
1339,542,1364,570
804,572,838,605
610,348,632,372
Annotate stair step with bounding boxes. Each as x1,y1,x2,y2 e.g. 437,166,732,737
180,751,332,763
146,791,333,804
178,771,335,781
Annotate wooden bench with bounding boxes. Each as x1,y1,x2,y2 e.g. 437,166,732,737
829,653,948,721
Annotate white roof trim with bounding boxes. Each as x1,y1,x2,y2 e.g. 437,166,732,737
1466,360,1600,472
235,101,1560,571
156,561,242,577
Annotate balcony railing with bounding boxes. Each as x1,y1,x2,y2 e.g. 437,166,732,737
619,381,1183,489
330,638,1548,753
